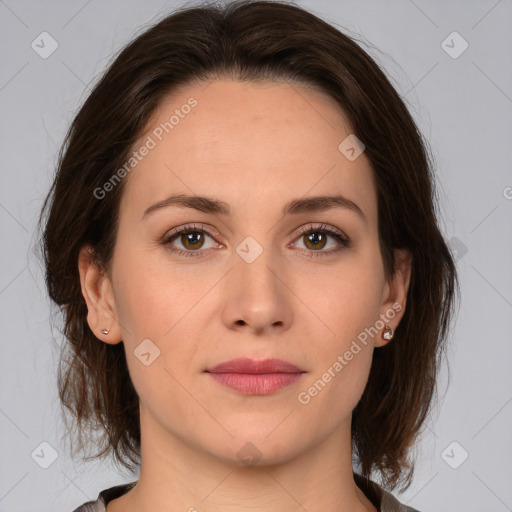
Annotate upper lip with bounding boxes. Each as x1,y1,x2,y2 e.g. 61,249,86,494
206,358,305,374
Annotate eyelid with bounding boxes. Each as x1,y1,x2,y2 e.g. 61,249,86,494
295,223,346,238
163,222,222,241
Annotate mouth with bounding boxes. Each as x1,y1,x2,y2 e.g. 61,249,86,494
205,358,306,395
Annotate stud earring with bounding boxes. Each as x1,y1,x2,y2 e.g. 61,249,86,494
382,325,394,341
101,329,110,335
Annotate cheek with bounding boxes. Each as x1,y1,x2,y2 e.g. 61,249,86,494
296,252,384,397
112,271,165,338
111,249,208,391
111,261,199,408
309,258,385,343
297,277,377,421
111,245,194,338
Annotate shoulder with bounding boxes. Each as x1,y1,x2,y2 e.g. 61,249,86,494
381,491,423,512
353,472,423,512
72,481,137,512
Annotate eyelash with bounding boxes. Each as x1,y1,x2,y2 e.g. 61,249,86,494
161,223,351,259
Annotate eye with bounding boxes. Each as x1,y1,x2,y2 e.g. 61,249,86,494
161,222,350,259
291,224,350,257
162,223,221,258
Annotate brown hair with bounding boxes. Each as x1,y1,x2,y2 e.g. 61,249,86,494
38,0,458,491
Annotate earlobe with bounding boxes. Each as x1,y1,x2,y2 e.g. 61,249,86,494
376,248,412,347
78,245,122,344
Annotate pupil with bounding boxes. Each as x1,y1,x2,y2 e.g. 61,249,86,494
184,232,202,248
307,232,326,249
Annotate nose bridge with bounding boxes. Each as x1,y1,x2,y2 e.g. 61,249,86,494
224,235,292,332
235,236,282,300
235,237,279,294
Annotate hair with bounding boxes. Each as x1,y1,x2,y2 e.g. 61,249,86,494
38,0,458,492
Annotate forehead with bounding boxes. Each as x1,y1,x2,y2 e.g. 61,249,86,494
120,78,377,225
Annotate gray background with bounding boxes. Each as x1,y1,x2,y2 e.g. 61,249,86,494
1,0,511,511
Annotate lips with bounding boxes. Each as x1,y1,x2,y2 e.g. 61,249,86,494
206,358,304,374
205,358,305,395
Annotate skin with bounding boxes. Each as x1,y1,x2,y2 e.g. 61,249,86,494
79,78,411,512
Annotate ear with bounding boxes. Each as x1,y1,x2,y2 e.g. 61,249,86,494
375,248,412,348
78,245,122,345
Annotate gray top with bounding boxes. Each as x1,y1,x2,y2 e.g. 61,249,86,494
72,473,421,512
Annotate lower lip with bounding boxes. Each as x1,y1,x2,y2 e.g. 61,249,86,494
207,372,303,395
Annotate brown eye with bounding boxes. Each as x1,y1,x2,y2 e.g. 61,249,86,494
162,224,219,257
292,225,350,257
179,231,206,250
303,231,328,250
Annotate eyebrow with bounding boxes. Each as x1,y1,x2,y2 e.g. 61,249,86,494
142,193,366,222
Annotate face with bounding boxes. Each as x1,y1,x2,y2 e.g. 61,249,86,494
80,78,410,467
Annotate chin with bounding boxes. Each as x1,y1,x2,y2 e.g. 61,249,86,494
202,430,306,468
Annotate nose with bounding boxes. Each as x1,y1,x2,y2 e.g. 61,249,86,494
221,246,293,336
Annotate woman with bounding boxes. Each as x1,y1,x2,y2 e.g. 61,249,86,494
39,1,458,511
